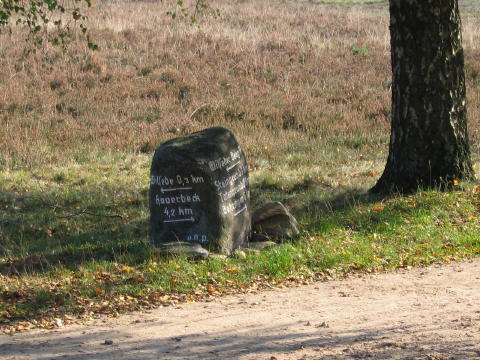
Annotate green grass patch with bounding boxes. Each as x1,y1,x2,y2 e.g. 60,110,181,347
1,156,480,332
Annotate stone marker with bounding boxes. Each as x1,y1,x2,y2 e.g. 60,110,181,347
149,127,251,254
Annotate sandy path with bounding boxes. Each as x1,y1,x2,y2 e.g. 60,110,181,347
1,259,480,360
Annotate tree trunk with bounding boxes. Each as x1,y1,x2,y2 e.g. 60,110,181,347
371,0,475,194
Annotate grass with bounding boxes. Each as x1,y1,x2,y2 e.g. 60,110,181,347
2,174,480,331
1,0,480,332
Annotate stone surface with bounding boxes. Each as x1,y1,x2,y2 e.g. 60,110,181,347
156,241,209,259
241,248,261,256
250,233,270,243
150,127,251,254
208,254,228,260
252,202,299,240
232,249,247,259
248,241,277,250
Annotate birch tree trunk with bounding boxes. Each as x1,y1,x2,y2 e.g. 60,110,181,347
371,0,475,194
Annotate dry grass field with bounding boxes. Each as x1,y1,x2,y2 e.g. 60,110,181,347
0,0,479,177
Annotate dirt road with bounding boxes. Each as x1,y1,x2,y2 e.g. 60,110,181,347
1,259,480,359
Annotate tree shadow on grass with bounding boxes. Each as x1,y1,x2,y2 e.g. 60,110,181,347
251,176,449,255
0,182,376,274
0,186,152,275
0,240,152,275
2,177,370,275
295,183,442,233
0,175,446,275
251,173,380,211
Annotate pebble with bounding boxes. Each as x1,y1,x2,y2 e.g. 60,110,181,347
233,250,247,259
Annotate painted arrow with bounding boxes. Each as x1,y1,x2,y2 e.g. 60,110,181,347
161,187,193,194
234,205,247,216
163,217,195,223
226,161,240,172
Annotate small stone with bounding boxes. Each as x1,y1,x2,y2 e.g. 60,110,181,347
104,340,113,345
252,201,289,223
156,241,209,259
233,249,247,259
209,254,228,260
167,127,181,134
54,318,63,327
252,202,299,240
249,241,277,250
250,233,270,242
241,248,260,256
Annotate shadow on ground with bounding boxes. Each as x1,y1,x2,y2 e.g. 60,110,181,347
0,185,150,274
0,175,439,275
1,321,478,360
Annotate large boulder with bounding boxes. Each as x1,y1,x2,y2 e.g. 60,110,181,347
149,127,251,254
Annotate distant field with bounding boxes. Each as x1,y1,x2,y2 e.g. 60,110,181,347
1,0,480,331
316,0,479,11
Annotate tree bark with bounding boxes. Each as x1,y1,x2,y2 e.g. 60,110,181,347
371,0,475,194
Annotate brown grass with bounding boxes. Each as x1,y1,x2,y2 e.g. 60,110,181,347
0,0,479,174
